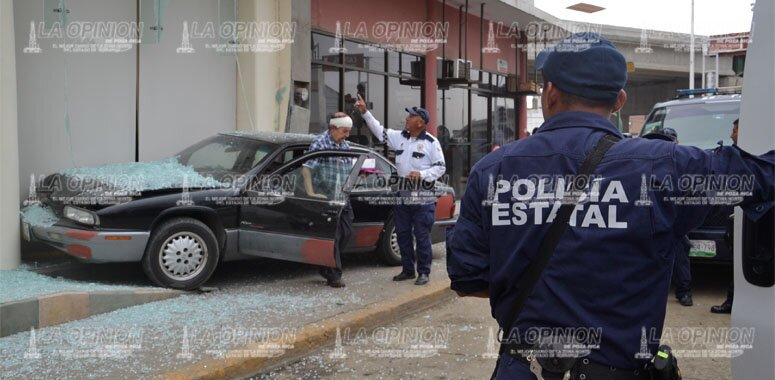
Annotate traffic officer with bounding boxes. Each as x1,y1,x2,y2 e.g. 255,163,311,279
447,32,773,379
641,128,693,307
354,95,446,285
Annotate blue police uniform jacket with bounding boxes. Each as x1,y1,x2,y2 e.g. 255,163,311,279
447,111,774,371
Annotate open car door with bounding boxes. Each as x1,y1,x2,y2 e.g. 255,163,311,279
238,151,364,267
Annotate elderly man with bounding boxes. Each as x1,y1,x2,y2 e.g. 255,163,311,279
303,112,355,288
447,32,773,379
354,96,446,285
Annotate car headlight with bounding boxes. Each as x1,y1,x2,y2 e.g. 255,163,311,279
64,206,99,226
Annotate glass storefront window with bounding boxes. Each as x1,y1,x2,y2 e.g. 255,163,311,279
343,40,386,72
470,92,490,166
309,64,340,134
344,71,385,145
388,51,422,78
492,97,516,147
313,34,339,63
387,77,420,131
438,88,469,197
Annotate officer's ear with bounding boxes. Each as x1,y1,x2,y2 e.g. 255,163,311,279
611,89,627,113
543,82,561,110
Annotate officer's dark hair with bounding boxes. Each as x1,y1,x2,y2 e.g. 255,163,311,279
733,118,739,126
558,91,617,111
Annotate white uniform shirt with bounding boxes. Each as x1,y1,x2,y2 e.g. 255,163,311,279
362,111,446,181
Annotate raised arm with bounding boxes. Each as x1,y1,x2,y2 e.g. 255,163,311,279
355,94,401,150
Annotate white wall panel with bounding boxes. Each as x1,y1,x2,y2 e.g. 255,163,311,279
138,0,236,161
14,0,137,201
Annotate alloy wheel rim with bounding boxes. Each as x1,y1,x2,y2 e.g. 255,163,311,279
159,231,208,281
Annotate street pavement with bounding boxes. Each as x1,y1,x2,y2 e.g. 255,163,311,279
1,245,735,380
254,264,734,380
0,244,449,379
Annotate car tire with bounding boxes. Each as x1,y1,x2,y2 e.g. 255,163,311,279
142,217,219,290
378,218,445,265
378,219,402,266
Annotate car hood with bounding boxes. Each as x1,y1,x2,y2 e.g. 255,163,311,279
36,158,223,210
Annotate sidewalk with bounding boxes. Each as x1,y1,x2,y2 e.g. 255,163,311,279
0,244,453,379
256,265,734,380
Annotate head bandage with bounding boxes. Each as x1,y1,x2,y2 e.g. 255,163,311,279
330,116,353,129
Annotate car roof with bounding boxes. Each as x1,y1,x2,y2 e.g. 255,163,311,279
220,131,318,145
222,131,374,151
652,94,741,109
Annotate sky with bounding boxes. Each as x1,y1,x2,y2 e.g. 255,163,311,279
534,0,755,36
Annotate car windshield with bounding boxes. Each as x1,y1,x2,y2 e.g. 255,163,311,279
642,101,739,149
175,135,277,180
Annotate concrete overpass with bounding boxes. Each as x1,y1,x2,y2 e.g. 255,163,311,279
525,22,741,133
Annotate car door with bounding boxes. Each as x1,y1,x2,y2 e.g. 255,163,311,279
346,154,397,250
238,151,364,267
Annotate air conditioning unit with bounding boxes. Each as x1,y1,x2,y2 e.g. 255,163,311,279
452,59,471,80
437,58,471,80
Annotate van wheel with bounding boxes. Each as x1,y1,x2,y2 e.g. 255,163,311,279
142,217,219,290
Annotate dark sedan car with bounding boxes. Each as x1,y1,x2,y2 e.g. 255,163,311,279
20,132,456,289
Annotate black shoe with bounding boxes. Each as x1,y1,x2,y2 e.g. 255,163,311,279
393,272,416,281
415,274,429,285
319,268,334,282
326,278,346,288
678,294,693,307
710,302,732,314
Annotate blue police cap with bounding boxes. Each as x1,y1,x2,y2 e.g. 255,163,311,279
536,32,627,101
405,107,430,124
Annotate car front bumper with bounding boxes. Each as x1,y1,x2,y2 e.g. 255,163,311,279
22,221,150,263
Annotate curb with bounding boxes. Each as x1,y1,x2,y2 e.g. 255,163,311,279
158,280,455,380
0,289,185,337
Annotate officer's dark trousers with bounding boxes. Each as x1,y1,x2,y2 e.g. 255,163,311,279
672,237,692,298
320,204,354,281
394,203,435,275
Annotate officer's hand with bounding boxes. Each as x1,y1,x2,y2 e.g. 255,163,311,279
406,171,422,180
355,94,368,114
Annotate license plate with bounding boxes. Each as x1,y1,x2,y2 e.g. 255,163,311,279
689,240,717,257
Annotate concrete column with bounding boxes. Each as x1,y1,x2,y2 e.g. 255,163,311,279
424,0,438,136
236,0,292,132
0,0,21,269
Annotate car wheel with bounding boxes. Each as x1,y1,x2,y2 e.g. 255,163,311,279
142,217,219,290
378,219,445,265
378,219,402,266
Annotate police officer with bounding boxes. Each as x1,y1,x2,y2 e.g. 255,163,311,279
641,128,693,307
447,32,773,379
354,96,446,285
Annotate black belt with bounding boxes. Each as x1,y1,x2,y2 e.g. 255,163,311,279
500,343,651,380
